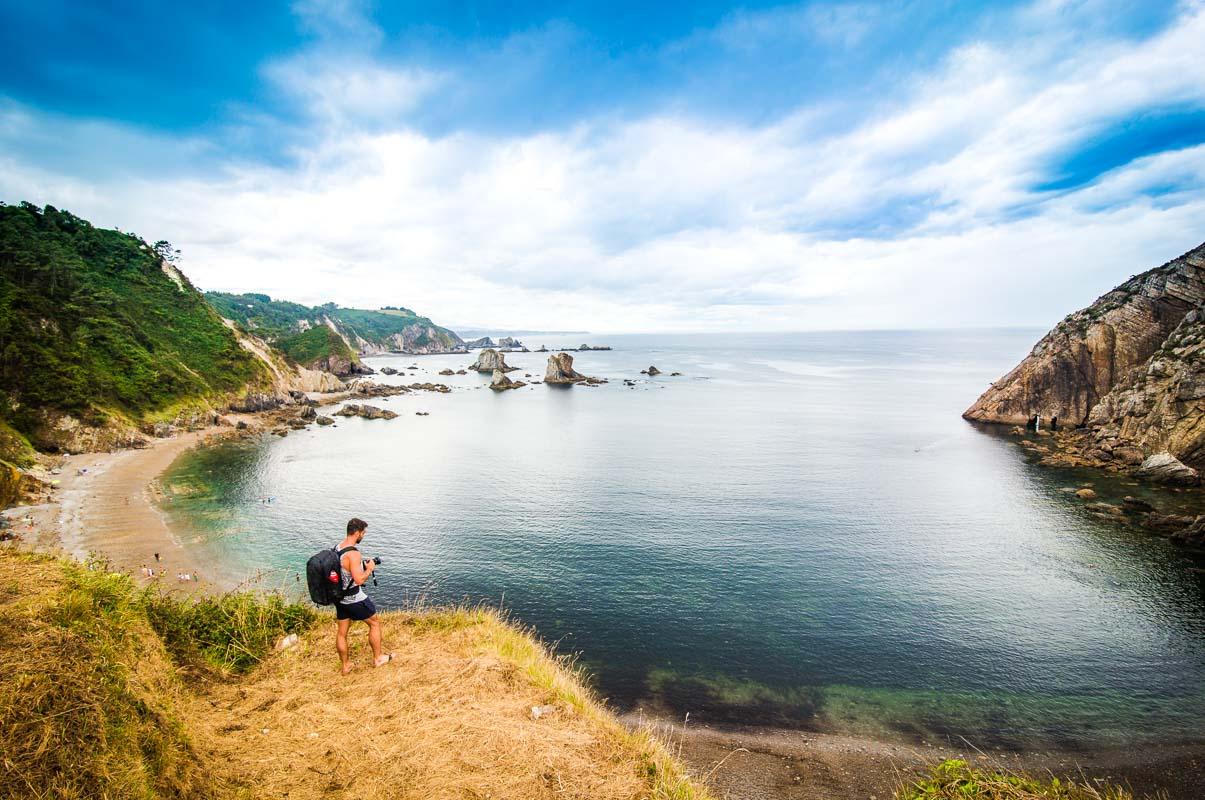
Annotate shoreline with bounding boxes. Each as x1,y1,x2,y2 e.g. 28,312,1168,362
6,419,1204,799
13,421,260,594
637,716,1205,800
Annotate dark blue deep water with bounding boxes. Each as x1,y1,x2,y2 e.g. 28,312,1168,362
160,330,1205,748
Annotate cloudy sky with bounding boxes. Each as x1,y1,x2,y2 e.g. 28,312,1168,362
1,0,1203,333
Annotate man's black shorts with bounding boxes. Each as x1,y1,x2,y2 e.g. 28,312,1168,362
336,597,377,621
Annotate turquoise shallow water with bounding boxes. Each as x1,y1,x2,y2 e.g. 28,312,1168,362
160,330,1205,748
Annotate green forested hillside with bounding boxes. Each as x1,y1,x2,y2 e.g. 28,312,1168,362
206,292,464,356
277,325,356,367
0,203,268,440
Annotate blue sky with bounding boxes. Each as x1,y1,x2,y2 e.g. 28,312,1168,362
1,0,1203,332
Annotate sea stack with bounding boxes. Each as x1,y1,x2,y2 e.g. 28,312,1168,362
545,352,588,384
489,369,526,391
963,241,1205,476
470,348,513,373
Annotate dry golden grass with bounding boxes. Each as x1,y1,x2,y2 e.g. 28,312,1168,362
0,551,224,800
0,549,709,800
189,606,709,800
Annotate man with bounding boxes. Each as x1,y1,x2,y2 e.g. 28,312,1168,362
335,517,393,674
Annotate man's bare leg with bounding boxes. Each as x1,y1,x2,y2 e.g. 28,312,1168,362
336,618,354,675
367,616,391,667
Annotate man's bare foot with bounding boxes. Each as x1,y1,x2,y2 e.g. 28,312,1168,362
341,662,355,675
374,653,394,668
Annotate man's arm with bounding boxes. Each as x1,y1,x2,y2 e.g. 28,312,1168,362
342,550,375,586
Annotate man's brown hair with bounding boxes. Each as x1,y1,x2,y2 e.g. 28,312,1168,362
347,517,368,535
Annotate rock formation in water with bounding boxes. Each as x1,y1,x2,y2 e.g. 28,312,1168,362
489,370,526,391
465,336,495,349
334,404,398,420
964,241,1205,480
641,366,662,376
545,353,590,384
470,348,515,373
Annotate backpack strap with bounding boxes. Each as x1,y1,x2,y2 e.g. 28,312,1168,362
335,545,360,593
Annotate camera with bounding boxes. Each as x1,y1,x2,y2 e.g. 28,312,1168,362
364,556,382,567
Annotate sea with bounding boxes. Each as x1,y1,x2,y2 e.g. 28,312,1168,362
158,330,1205,749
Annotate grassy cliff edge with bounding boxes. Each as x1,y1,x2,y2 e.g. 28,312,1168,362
0,549,709,800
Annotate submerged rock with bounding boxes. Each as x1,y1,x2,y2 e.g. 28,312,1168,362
641,366,662,376
379,366,399,375
438,368,455,375
315,415,335,426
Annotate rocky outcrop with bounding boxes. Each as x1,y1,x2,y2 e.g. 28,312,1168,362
489,370,526,391
334,404,398,420
1082,309,1205,468
1134,452,1199,486
387,323,467,355
641,366,662,376
545,353,591,384
964,241,1205,473
348,381,411,399
465,337,495,349
0,461,23,508
379,367,399,375
307,345,373,378
470,349,515,373
498,337,525,350
229,392,288,413
291,368,346,394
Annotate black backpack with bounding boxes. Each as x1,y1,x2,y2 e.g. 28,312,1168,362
305,546,355,606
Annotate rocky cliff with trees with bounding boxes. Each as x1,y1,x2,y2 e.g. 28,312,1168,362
206,293,466,367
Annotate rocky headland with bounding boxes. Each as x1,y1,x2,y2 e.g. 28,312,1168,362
964,240,1205,542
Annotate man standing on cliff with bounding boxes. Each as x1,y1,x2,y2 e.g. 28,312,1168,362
335,518,393,674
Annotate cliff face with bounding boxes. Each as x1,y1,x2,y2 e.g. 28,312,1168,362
964,242,1205,430
964,240,1205,476
1085,308,1205,467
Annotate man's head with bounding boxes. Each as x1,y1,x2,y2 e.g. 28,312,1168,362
347,517,368,543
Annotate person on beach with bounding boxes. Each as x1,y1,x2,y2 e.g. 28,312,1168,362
335,517,392,674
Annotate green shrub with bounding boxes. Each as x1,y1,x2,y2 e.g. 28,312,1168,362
144,590,317,674
897,759,1143,800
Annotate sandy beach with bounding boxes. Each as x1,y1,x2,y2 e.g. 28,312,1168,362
11,426,244,593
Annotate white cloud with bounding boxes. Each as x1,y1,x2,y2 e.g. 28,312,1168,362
1,3,1203,333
